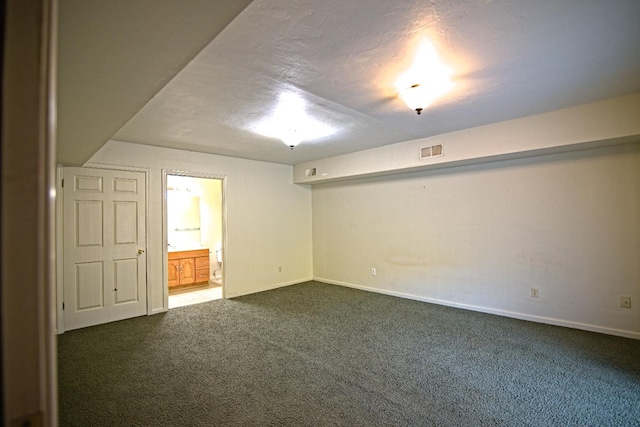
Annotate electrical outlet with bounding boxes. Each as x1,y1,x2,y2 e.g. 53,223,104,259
620,296,631,309
371,268,376,276
278,266,282,273
530,287,539,298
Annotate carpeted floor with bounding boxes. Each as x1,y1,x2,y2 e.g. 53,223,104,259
58,281,640,426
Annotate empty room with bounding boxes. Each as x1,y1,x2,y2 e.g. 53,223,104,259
2,0,640,425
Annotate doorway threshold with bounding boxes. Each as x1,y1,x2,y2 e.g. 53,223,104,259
168,283,222,309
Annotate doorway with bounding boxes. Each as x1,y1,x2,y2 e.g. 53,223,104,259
163,171,225,309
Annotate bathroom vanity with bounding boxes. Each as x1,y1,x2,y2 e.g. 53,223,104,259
168,248,210,288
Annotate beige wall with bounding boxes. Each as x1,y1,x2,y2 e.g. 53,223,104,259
198,177,224,277
86,140,313,311
312,141,640,338
2,0,57,424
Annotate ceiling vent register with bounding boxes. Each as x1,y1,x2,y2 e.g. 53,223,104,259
420,143,444,160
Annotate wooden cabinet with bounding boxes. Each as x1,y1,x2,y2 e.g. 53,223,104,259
168,249,210,288
167,259,180,287
195,256,210,282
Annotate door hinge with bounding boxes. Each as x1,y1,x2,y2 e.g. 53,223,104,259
62,302,65,310
61,178,64,188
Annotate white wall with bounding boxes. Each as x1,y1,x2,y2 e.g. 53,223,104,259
312,141,640,338
86,140,313,312
295,93,640,184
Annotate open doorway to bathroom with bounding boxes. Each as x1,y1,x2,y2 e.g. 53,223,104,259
163,172,225,309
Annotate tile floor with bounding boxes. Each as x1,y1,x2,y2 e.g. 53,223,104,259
168,284,223,309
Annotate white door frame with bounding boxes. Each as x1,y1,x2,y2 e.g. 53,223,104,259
162,169,227,308
56,163,151,333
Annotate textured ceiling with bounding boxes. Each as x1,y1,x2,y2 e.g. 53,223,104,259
58,0,640,165
57,0,254,164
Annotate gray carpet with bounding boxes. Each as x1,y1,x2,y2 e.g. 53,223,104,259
58,281,640,426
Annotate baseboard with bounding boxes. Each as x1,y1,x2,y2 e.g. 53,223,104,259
314,277,640,340
225,277,314,299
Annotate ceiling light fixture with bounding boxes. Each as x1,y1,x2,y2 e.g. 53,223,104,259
396,42,454,115
253,92,335,149
281,129,301,150
399,84,427,115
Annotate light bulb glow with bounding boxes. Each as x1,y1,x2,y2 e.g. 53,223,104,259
253,92,334,147
396,42,454,112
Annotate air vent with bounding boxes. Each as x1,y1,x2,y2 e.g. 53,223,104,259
305,167,317,177
420,143,444,160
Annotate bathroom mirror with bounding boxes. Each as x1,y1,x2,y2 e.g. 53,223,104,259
173,194,200,230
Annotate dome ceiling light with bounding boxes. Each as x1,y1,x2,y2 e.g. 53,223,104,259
253,92,335,149
396,42,455,115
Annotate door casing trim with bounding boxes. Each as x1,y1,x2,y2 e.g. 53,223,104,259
162,169,227,311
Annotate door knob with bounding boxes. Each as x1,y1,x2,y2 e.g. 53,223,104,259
138,249,145,254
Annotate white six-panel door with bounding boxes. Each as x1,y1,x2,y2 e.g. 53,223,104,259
63,167,147,330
